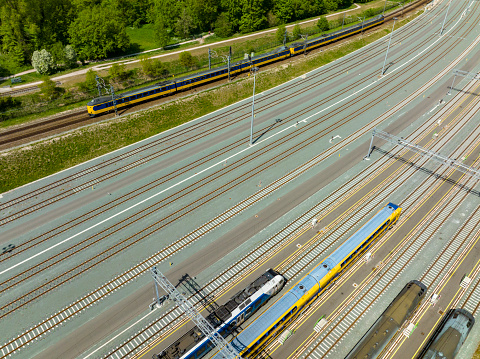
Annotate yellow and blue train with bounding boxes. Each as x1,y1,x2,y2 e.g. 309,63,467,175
210,202,402,358
87,15,384,117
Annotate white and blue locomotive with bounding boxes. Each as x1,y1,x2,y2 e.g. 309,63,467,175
152,269,285,359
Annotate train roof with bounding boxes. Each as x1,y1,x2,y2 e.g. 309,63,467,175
230,291,299,354
326,203,398,265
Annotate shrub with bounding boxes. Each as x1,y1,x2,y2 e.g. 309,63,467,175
141,57,168,79
31,49,55,75
109,63,128,82
0,96,21,112
179,51,197,69
38,76,62,100
276,25,287,44
317,16,329,32
292,24,301,40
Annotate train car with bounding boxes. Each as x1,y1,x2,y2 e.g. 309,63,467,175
87,15,385,116
416,308,475,359
87,81,176,116
345,280,427,359
209,202,401,358
152,269,285,359
290,15,384,55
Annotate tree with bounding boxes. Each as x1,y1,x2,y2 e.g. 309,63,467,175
150,0,177,48
23,0,75,50
179,51,197,69
38,76,60,100
292,24,301,40
274,0,294,23
275,25,286,45
109,63,128,82
175,7,194,39
0,96,21,112
0,2,30,65
215,12,233,38
31,49,55,74
221,0,242,33
64,45,77,68
323,0,338,11
68,5,130,60
317,16,329,31
239,0,268,33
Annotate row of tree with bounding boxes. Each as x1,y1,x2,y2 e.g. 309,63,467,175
0,0,355,71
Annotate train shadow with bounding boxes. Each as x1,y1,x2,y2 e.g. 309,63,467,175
372,147,480,196
252,118,283,145
448,87,480,97
177,273,220,314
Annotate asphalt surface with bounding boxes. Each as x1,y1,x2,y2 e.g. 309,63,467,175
1,1,480,359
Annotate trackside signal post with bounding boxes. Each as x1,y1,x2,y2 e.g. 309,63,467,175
150,267,240,359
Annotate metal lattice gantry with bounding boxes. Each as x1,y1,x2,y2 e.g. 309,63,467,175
150,267,240,359
448,69,480,95
364,128,480,180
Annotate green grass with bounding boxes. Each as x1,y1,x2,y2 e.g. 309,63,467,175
0,71,44,87
126,24,159,52
0,13,422,193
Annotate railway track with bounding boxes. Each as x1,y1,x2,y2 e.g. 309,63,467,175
281,125,480,359
0,1,474,358
106,47,480,359
0,3,433,225
0,2,425,151
0,4,463,278
1,17,469,320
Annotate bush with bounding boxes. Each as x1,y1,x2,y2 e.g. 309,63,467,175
38,76,62,100
276,25,287,44
31,49,55,75
0,96,21,112
141,57,168,79
78,69,99,95
179,51,197,69
292,24,301,40
109,63,128,82
317,16,329,32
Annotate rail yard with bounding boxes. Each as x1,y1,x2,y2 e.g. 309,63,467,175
1,1,480,359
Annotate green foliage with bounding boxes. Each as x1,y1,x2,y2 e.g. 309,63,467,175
109,63,128,82
323,0,338,11
317,16,329,32
175,7,195,39
276,25,287,45
179,51,197,69
274,0,294,23
292,24,301,40
141,57,168,78
68,5,130,60
78,69,98,95
31,49,55,74
214,12,233,38
239,0,268,33
64,45,77,68
38,76,61,100
0,96,21,113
